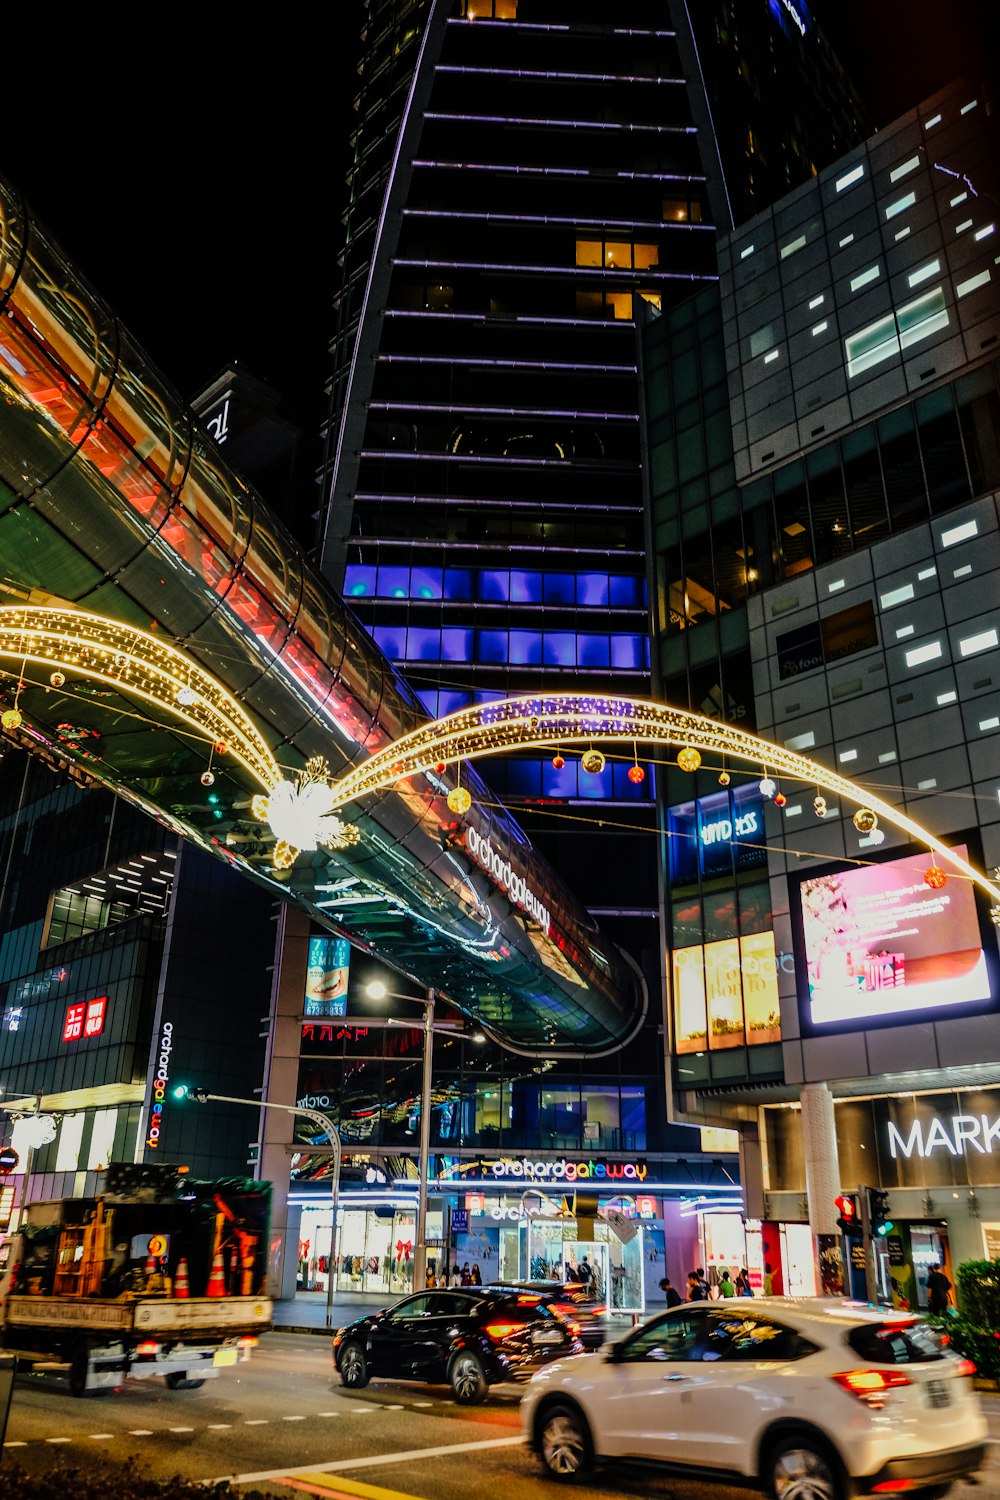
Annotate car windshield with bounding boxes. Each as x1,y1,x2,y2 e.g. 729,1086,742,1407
847,1319,946,1364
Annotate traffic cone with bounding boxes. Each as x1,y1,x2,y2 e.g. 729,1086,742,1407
144,1250,156,1286
206,1248,226,1297
174,1257,190,1299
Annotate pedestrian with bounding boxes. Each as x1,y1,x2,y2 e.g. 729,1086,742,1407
719,1268,736,1297
660,1275,682,1308
926,1262,952,1315
460,1261,472,1286
578,1255,593,1288
686,1270,706,1301
735,1266,752,1297
471,1263,482,1286
762,1261,774,1296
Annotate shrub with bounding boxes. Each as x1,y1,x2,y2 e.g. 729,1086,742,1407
955,1258,1000,1329
929,1313,1000,1383
0,1459,272,1499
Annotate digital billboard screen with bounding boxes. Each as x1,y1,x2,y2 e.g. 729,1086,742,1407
304,936,351,1016
793,844,995,1034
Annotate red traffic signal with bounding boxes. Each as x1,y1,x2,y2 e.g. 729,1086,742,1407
834,1195,856,1221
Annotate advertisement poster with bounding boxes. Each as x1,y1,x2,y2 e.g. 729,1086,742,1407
672,932,781,1052
797,845,990,1031
304,936,351,1016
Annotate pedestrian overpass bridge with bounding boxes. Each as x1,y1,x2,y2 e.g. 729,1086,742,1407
1,172,996,1056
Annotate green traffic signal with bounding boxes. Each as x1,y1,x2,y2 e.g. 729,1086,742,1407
876,1219,895,1237
172,1084,189,1100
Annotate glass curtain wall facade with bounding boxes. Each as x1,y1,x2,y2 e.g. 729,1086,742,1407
318,0,869,1062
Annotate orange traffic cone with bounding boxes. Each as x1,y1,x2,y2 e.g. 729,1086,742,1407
206,1248,226,1297
144,1250,156,1286
174,1257,190,1299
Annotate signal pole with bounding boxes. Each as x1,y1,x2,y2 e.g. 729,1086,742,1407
859,1184,878,1305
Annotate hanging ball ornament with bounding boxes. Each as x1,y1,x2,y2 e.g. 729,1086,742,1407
551,754,565,770
924,864,948,889
677,747,701,773
214,739,229,756
200,770,216,787
759,776,776,799
853,807,878,833
628,764,646,784
1,708,22,731
718,770,731,787
435,761,447,774
814,796,827,817
868,829,886,846
581,749,606,775
447,786,472,815
49,671,66,688
774,792,787,808
175,686,196,707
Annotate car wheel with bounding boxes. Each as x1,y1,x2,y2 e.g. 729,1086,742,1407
165,1372,205,1390
339,1340,370,1388
449,1350,488,1404
538,1401,593,1480
766,1434,843,1500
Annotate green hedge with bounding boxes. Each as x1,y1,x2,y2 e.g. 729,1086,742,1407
0,1460,272,1499
924,1259,1000,1384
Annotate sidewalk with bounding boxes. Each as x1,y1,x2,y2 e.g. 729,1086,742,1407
271,1290,394,1335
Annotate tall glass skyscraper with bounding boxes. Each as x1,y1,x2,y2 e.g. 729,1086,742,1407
317,0,867,963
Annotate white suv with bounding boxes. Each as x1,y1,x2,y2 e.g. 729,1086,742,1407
521,1298,986,1497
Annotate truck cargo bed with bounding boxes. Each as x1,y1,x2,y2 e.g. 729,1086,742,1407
4,1294,273,1336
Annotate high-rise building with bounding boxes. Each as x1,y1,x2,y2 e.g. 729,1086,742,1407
645,73,1000,1302
317,0,868,1008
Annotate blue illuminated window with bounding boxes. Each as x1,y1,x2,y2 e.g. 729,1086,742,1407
510,571,543,603
577,573,609,607
376,566,410,598
477,630,508,663
440,628,474,662
577,761,614,798
404,627,440,660
505,760,542,796
543,632,576,666
443,569,473,601
372,626,405,659
509,630,543,664
411,566,443,599
344,565,376,597
578,634,611,667
613,762,652,800
544,574,576,604
611,634,646,669
610,575,644,607
478,570,509,602
541,758,578,797
418,687,472,718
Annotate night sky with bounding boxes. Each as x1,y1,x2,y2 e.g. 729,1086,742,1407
0,1,990,450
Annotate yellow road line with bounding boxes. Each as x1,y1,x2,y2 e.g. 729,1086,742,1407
277,1475,429,1500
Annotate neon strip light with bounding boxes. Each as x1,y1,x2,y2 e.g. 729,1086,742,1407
435,66,687,86
424,113,696,134
368,402,638,422
411,160,709,185
404,208,712,232
377,356,636,373
394,258,711,281
360,450,641,471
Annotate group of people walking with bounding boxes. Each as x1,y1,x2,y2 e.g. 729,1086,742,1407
661,1263,768,1302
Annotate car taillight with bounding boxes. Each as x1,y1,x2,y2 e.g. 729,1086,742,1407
485,1322,525,1342
136,1341,160,1356
237,1336,258,1347
552,1302,579,1320
332,1331,344,1348
833,1369,913,1403
872,1480,919,1492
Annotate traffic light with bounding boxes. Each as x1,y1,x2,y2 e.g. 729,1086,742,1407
172,1084,208,1103
869,1187,894,1238
835,1194,860,1235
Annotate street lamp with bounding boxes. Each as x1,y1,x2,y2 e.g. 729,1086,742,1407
179,1088,342,1327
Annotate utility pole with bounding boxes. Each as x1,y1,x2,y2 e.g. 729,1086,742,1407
859,1183,878,1304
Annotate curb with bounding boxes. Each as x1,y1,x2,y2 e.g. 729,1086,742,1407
271,1324,334,1337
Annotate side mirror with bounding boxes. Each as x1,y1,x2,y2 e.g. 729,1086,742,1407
601,1340,622,1362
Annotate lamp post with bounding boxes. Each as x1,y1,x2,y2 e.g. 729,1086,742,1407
365,981,439,1293
182,1089,342,1327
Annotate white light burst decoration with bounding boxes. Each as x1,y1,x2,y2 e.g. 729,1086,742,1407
252,756,361,868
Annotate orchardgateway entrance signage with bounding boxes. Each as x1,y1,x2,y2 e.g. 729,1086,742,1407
480,1156,648,1183
465,826,552,936
887,1114,1000,1158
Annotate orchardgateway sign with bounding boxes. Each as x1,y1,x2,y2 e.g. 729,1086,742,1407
887,1114,1000,1159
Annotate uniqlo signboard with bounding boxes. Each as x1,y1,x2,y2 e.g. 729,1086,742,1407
62,996,107,1042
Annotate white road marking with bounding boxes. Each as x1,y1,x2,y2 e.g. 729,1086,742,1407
46,1437,72,1444
4,1441,27,1448
129,1429,154,1436
384,1404,404,1410
244,1419,269,1425
316,1412,341,1417
169,1426,194,1433
411,1401,434,1407
221,1433,527,1486
89,1434,115,1440
282,1414,307,1421
207,1423,232,1430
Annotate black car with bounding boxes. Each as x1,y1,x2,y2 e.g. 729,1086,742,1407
332,1286,584,1404
494,1280,608,1349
